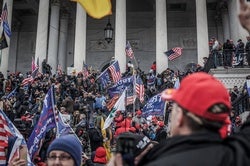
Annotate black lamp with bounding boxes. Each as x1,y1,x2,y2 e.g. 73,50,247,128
104,17,113,43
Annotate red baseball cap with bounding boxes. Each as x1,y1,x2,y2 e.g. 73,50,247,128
161,72,231,122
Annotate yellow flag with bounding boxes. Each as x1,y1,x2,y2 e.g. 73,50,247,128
72,0,112,19
101,117,112,161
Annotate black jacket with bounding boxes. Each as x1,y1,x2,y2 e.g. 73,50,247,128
139,119,250,166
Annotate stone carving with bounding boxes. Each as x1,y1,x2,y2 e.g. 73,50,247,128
182,38,196,48
129,40,140,50
89,39,113,51
51,0,60,5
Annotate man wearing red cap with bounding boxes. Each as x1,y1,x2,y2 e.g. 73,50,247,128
139,72,250,166
110,73,250,166
131,110,147,131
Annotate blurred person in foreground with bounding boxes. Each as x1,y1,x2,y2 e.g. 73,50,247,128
110,72,250,166
239,0,250,66
239,0,250,33
107,132,158,166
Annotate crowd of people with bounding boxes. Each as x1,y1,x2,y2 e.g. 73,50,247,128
205,36,250,70
1,0,250,165
0,54,249,165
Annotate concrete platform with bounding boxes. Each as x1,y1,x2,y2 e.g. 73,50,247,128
209,67,250,89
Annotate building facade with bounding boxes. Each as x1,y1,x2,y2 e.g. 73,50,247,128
0,0,248,77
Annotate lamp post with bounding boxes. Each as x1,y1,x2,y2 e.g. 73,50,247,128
104,17,113,43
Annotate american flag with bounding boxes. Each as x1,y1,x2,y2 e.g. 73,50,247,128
1,3,11,37
31,57,36,72
0,110,34,166
0,113,9,165
108,60,121,83
125,41,134,59
21,67,39,86
106,95,119,111
57,64,63,75
82,63,89,78
136,76,145,103
126,95,135,106
164,47,183,61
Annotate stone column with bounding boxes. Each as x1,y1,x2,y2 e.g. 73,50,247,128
58,13,68,71
228,0,248,42
115,0,126,73
196,0,209,66
74,3,86,73
221,8,231,40
35,0,49,71
0,0,13,77
47,0,60,74
156,0,168,74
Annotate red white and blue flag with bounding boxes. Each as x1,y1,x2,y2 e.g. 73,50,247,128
21,67,39,86
57,64,63,76
108,60,121,83
136,76,145,103
1,3,11,37
32,57,36,72
164,47,183,61
125,41,134,59
0,110,34,166
82,62,89,78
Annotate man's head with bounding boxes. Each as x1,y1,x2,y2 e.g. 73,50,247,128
162,72,231,136
136,110,142,118
47,135,82,166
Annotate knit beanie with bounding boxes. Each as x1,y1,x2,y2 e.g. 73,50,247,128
47,135,82,166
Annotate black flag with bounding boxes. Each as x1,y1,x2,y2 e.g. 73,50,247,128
0,31,8,50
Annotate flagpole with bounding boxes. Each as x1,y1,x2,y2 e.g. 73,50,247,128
133,55,139,70
124,87,127,131
50,85,60,138
163,101,167,124
0,50,2,67
133,74,136,115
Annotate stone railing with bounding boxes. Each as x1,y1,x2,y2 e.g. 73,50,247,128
209,67,250,89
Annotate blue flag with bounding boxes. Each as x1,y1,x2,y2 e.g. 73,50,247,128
142,94,165,117
27,87,56,161
108,76,134,97
6,87,17,99
56,112,73,137
98,69,111,89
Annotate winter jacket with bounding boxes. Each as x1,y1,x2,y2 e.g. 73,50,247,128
139,119,250,166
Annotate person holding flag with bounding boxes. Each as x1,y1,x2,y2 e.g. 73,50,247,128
0,110,34,166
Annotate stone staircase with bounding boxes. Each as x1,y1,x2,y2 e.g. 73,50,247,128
209,67,250,89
